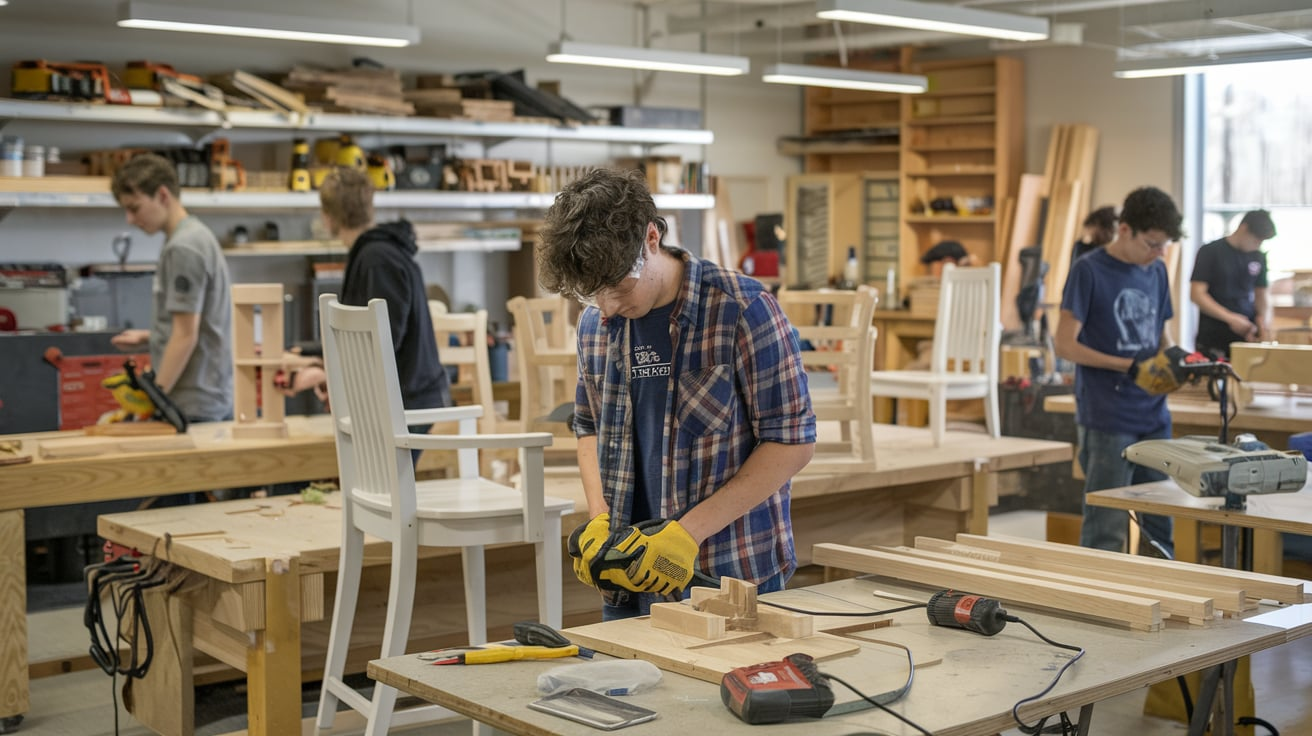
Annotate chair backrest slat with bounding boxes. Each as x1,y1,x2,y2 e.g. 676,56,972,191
931,263,1001,379
320,294,415,516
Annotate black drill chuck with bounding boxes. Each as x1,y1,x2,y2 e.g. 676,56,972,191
926,590,1009,636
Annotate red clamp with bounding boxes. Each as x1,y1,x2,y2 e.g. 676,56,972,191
102,540,142,563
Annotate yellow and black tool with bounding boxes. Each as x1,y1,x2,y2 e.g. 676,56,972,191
423,644,580,665
289,138,311,192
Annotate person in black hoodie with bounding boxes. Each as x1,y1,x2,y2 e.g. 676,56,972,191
280,168,451,462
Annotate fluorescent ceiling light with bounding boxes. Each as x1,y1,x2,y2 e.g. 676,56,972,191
547,41,749,76
763,63,927,93
1115,48,1312,78
816,0,1049,42
117,1,420,48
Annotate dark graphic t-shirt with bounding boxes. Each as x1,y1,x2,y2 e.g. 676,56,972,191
629,302,675,523
1190,237,1267,356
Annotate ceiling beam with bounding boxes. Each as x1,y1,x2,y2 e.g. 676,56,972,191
1120,0,1312,27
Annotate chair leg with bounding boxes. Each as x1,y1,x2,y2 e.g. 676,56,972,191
537,514,564,628
929,386,946,447
462,545,488,646
364,532,420,736
984,384,1001,438
317,521,365,729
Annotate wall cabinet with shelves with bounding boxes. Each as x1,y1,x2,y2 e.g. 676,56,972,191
784,171,898,289
784,53,1022,303
899,56,1022,286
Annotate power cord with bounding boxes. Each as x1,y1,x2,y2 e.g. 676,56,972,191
822,670,933,736
1004,615,1086,735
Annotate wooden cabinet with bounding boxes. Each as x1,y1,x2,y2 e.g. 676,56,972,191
785,54,1023,301
899,56,1023,290
785,171,898,289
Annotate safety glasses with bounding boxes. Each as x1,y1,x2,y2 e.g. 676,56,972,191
576,246,647,308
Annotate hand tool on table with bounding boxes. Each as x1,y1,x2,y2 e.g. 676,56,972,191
1125,435,1307,509
419,622,593,665
100,358,188,433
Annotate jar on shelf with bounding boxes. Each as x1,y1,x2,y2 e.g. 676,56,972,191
22,145,45,177
0,139,22,177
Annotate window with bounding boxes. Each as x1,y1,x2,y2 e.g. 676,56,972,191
1202,58,1312,302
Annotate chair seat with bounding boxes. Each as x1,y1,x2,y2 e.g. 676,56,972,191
871,370,993,401
351,478,574,520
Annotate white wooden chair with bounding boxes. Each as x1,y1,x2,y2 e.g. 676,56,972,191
777,285,879,472
314,294,573,736
506,295,578,452
869,263,1001,447
418,304,501,477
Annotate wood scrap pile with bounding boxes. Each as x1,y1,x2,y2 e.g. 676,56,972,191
280,65,414,116
999,124,1098,331
814,533,1309,632
409,75,513,121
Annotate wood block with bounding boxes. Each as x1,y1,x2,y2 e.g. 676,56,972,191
955,533,1306,605
231,422,289,440
812,543,1162,630
650,602,726,639
85,421,180,437
38,433,195,458
123,585,195,736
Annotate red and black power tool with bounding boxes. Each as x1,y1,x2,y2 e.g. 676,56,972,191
926,589,1013,636
720,653,834,724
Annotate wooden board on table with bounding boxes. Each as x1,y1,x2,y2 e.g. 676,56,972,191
84,422,181,437
813,542,1163,631
38,433,195,459
563,617,860,684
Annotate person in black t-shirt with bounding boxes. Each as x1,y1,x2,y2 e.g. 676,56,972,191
1071,205,1117,265
1189,209,1276,358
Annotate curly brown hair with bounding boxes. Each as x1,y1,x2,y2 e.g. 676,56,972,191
111,153,180,199
319,168,375,230
537,168,668,298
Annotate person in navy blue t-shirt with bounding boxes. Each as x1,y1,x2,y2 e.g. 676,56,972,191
1056,186,1184,555
1190,209,1276,358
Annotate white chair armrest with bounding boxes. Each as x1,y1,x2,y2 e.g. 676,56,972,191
396,431,555,451
404,406,483,425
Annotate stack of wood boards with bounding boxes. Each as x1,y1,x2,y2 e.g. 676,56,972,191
281,66,414,116
1038,124,1099,309
999,124,1098,330
813,534,1310,632
409,75,514,121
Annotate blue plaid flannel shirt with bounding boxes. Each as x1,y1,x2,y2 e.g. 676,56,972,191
573,250,815,585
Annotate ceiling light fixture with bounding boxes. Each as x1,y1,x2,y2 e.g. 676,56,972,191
546,41,750,76
116,1,421,48
1114,47,1312,78
763,63,927,93
816,0,1049,42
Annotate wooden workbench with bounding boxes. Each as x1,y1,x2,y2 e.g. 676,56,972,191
0,416,339,730
368,576,1312,736
1043,392,1310,450
89,424,1069,735
1087,478,1312,575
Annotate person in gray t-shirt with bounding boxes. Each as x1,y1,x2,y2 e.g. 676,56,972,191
110,153,233,422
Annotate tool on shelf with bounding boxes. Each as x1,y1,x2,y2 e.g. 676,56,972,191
11,60,132,104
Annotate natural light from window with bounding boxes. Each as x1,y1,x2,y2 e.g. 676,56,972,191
1203,58,1312,305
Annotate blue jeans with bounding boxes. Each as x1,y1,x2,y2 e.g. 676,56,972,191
1078,425,1173,555
601,570,790,621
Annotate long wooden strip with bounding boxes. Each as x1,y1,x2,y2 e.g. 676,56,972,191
915,537,1249,614
956,534,1308,604
895,545,1213,621
812,543,1161,630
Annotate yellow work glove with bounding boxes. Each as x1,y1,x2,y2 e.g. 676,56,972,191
566,512,610,589
595,519,699,596
1128,345,1188,395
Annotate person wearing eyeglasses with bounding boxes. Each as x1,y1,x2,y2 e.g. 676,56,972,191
1190,209,1276,359
1055,186,1184,556
538,168,816,620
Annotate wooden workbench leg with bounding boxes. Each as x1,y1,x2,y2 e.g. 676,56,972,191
246,557,301,736
968,464,997,536
1252,529,1284,575
0,510,28,725
124,585,194,736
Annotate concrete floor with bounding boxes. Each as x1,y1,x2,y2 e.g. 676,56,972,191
21,510,1311,736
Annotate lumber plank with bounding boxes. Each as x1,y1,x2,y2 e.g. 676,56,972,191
999,173,1045,331
650,602,726,639
896,545,1214,620
955,534,1308,604
915,537,1250,614
812,543,1161,630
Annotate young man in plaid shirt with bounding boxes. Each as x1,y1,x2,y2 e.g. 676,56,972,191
538,168,816,620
